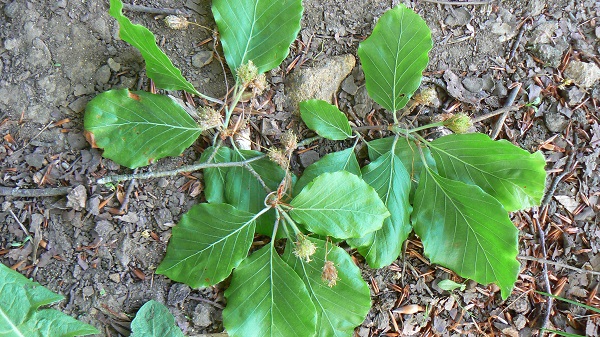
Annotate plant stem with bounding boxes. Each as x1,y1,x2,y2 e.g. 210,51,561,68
278,207,302,235
352,125,391,133
223,83,246,131
96,155,266,184
297,135,323,148
407,121,445,133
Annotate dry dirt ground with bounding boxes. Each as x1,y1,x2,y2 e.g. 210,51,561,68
1,0,600,336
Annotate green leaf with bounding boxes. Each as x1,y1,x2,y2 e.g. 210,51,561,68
109,0,199,95
294,147,360,195
156,203,259,288
367,136,436,185
225,150,288,236
537,291,600,314
289,171,389,239
358,5,432,112
0,263,99,337
130,300,184,337
283,238,371,337
224,245,317,337
200,146,232,203
412,168,520,299
437,279,466,292
429,133,547,211
300,100,352,140
212,0,303,75
347,151,412,268
84,89,201,169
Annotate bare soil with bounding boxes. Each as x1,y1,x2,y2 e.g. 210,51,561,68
1,0,599,336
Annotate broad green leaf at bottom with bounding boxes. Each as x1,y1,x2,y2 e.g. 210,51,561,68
109,0,199,94
130,300,184,337
283,238,371,337
84,89,201,169
224,245,317,337
0,263,99,337
411,168,520,299
156,203,258,288
347,151,412,268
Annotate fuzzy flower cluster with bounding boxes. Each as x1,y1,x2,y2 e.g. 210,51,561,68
443,113,473,134
293,234,317,263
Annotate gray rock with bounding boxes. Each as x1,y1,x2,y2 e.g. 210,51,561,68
95,65,111,85
107,58,121,72
543,101,569,133
299,150,320,168
192,303,213,328
529,44,563,68
341,75,358,95
25,153,45,168
67,132,88,150
94,220,115,239
462,77,484,93
68,96,89,113
444,8,471,26
4,1,20,18
192,51,213,68
286,54,355,112
564,61,600,88
73,83,95,96
562,87,586,106
525,0,546,16
67,185,87,211
530,22,558,44
167,283,191,306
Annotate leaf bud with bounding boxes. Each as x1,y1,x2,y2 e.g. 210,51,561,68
164,15,189,30
293,234,317,263
321,260,339,287
198,107,222,130
237,60,259,86
443,113,473,134
280,130,297,155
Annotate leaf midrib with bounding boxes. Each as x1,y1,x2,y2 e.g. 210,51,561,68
0,306,25,337
425,168,500,283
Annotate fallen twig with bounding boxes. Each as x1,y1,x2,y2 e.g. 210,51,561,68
541,136,577,206
0,186,71,197
122,3,189,16
96,155,266,184
534,212,554,334
471,105,520,123
518,256,600,277
118,169,138,214
420,0,494,5
491,83,521,139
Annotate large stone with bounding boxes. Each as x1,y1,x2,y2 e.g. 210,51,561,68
564,61,600,88
286,54,355,112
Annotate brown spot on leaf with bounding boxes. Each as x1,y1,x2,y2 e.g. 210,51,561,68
84,130,99,148
128,92,141,101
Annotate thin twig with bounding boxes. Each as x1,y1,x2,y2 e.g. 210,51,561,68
187,296,225,310
122,3,189,16
509,21,529,61
535,213,554,333
518,256,600,277
96,155,266,184
491,83,521,139
420,0,493,5
541,136,577,205
471,105,520,123
0,186,72,197
9,209,29,234
118,169,138,213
